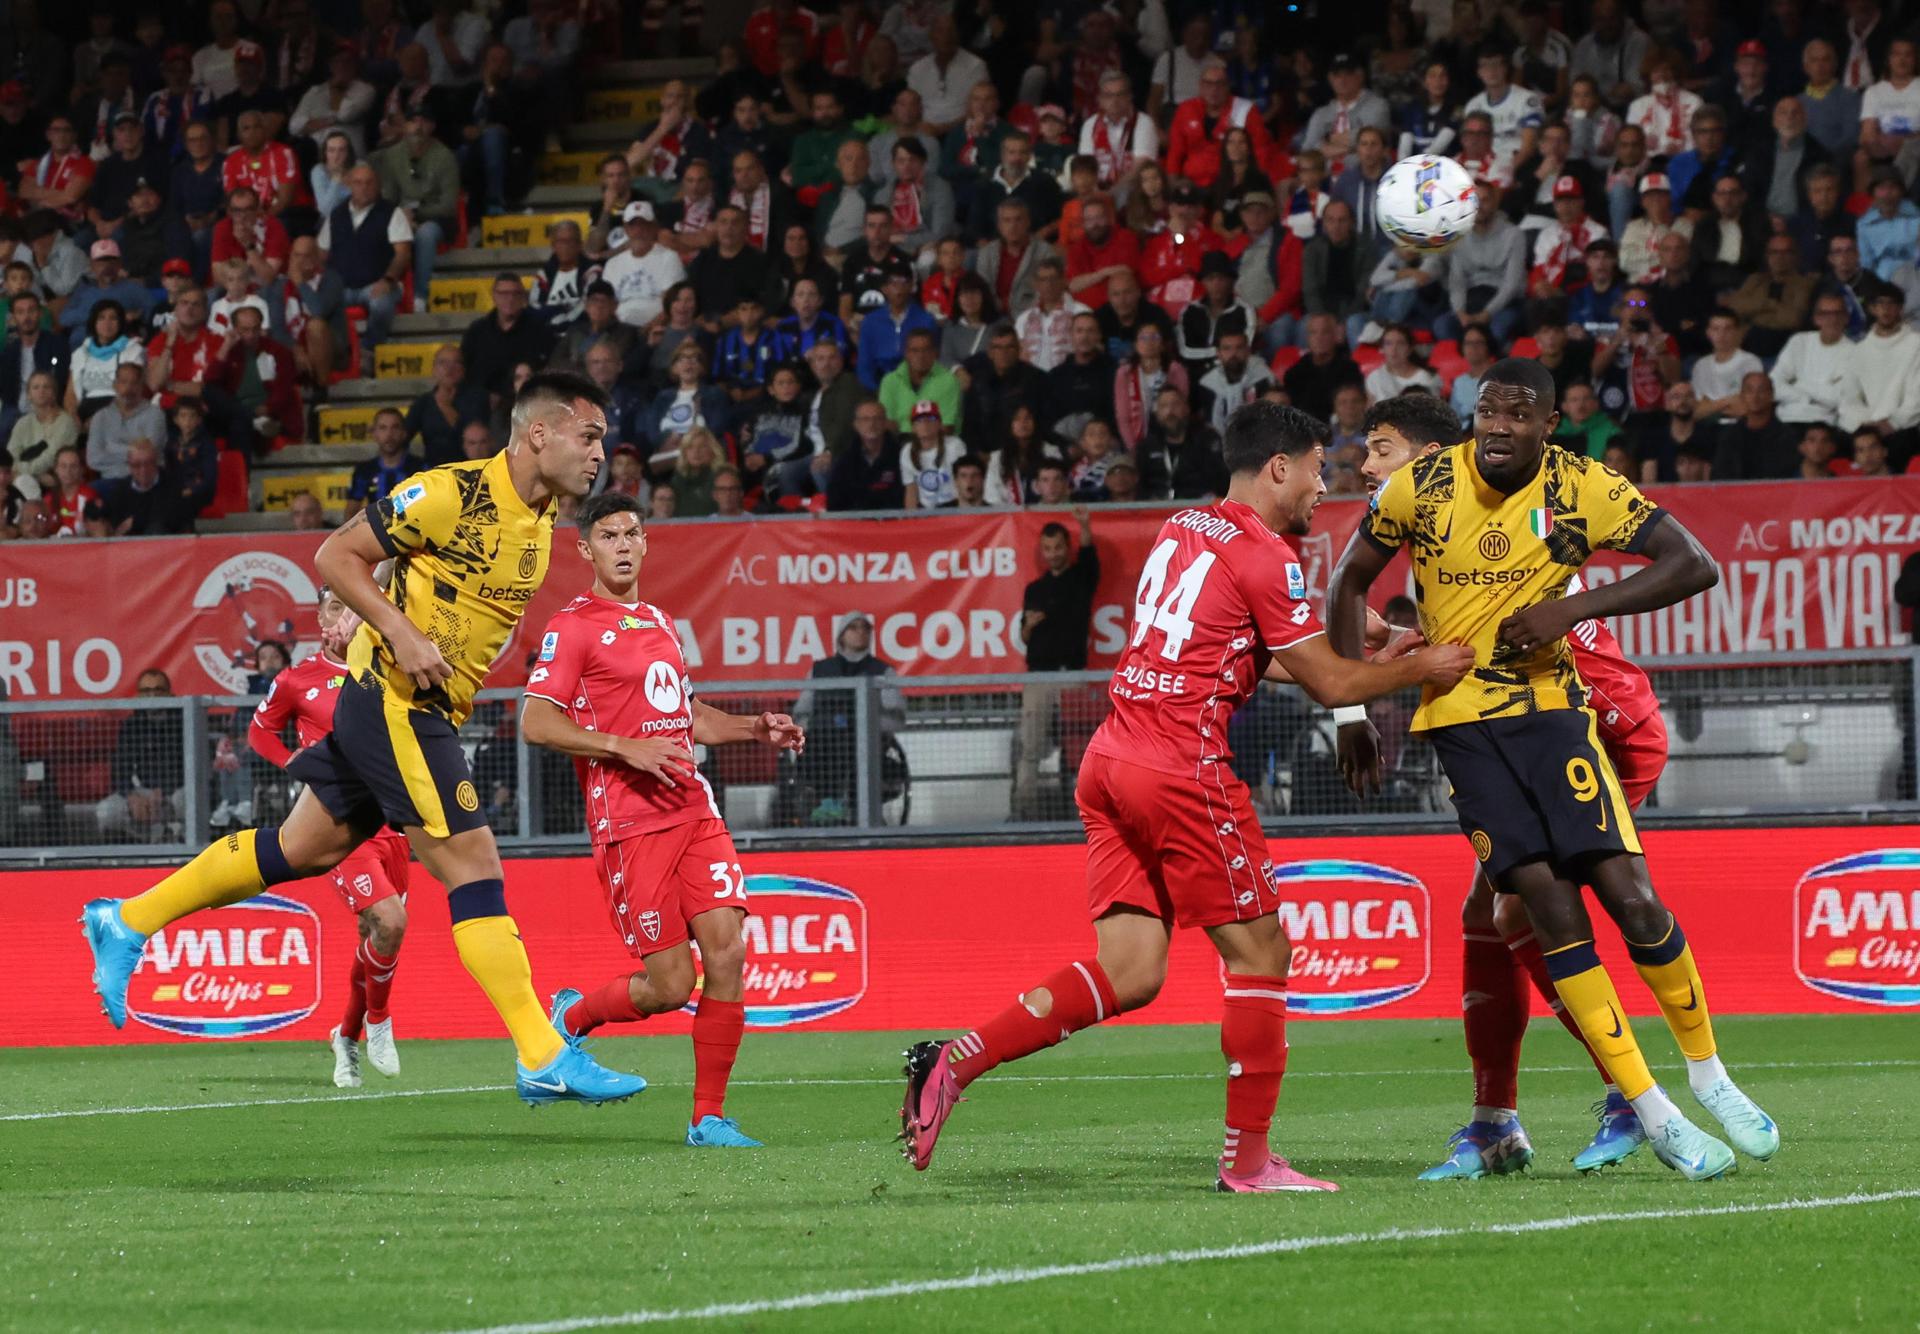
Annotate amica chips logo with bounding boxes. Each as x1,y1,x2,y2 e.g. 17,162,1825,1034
1794,849,1920,1006
1272,860,1430,1015
718,876,868,1026
131,894,323,1037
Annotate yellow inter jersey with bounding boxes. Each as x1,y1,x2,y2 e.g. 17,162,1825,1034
352,451,554,725
1361,442,1663,732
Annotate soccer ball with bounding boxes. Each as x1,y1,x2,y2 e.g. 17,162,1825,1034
1375,155,1479,254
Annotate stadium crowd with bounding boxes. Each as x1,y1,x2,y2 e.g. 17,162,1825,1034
1,0,1917,542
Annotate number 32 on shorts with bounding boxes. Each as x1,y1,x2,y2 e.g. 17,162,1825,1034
709,861,747,898
1566,757,1606,830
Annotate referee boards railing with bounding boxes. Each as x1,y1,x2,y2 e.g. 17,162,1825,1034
3,648,1917,866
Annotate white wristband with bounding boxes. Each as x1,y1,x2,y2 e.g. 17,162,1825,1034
1332,706,1368,726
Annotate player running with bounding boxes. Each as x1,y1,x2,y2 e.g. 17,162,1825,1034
520,492,806,1148
1331,359,1779,1182
1359,392,1667,1177
899,401,1475,1192
81,372,648,1107
248,584,412,1088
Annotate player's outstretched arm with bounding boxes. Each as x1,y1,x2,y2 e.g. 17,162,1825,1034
1328,529,1393,661
520,696,700,787
1262,610,1419,684
1272,634,1474,709
314,515,451,692
691,700,806,754
1496,514,1718,656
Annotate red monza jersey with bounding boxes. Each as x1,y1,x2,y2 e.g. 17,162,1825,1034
525,593,720,842
1566,576,1660,743
1086,499,1326,776
250,652,409,908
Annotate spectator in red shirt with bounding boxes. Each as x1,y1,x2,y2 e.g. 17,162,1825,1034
1165,62,1274,191
16,116,95,226
210,186,291,298
743,0,818,78
1139,183,1222,315
821,0,874,78
1065,195,1140,310
222,110,299,216
144,285,221,412
47,444,101,536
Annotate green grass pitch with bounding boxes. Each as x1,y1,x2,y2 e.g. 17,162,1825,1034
5,1015,1918,1332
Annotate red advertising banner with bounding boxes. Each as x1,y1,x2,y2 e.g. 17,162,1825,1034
6,825,1917,1049
2,477,1916,701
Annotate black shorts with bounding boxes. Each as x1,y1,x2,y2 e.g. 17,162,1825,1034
288,678,489,841
1426,710,1642,882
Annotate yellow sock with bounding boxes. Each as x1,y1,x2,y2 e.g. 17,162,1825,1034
1543,940,1656,1100
121,829,272,935
1628,916,1716,1061
452,915,564,1068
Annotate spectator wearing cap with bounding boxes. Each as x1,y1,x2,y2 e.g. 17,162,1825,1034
968,128,1062,244
1174,251,1252,377
209,186,290,299
460,272,555,403
1166,61,1276,193
1727,234,1818,357
865,89,937,189
1626,50,1703,163
1689,173,1769,293
289,42,377,158
881,137,955,266
221,110,298,216
110,179,185,290
826,399,905,510
1530,175,1608,293
553,279,640,378
1861,37,1920,175
1013,258,1086,373
18,117,96,227
1838,287,1920,463
1137,184,1219,317
1302,53,1393,172
1301,199,1375,348
88,362,166,480
1619,172,1690,283
143,44,212,160
899,397,966,509
212,296,302,449
600,201,685,328
1716,41,1777,152
406,344,492,467
417,0,490,91
316,162,412,352
1773,291,1859,426
877,324,961,432
370,105,459,303
60,241,152,339
345,407,423,518
211,44,289,152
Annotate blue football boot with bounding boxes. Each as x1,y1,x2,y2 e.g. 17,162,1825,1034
1417,1117,1535,1180
516,1043,647,1107
80,899,148,1029
548,987,585,1048
686,1115,764,1147
1573,1091,1649,1172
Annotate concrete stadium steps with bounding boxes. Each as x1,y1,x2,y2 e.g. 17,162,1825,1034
526,184,602,209
436,245,548,272
329,375,430,401
394,312,472,337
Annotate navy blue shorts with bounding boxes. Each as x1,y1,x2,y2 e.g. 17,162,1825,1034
289,678,489,841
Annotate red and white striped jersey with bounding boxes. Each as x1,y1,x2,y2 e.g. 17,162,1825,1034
1567,575,1660,741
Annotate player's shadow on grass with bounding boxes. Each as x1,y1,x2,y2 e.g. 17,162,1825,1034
397,1129,684,1153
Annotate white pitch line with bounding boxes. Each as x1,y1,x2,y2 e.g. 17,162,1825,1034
6,1056,1917,1123
438,1189,1920,1334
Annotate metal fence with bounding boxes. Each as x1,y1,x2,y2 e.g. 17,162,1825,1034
2,649,1916,864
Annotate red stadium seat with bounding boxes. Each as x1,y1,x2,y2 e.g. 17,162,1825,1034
1354,344,1385,374
1270,345,1303,374
1508,336,1541,359
199,450,250,519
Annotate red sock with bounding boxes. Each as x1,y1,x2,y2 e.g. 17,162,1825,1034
1220,973,1289,1176
947,960,1118,1090
570,973,645,1036
340,950,368,1041
1462,931,1528,1111
1504,926,1612,1083
691,998,745,1123
360,940,399,1025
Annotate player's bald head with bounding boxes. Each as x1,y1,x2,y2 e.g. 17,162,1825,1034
1477,357,1556,409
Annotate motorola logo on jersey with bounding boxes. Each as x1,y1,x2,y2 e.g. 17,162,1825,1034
130,894,323,1038
1271,860,1431,1015
1793,849,1920,1006
727,876,869,1026
644,659,685,713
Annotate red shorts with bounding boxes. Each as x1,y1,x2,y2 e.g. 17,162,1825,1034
1602,707,1669,812
1076,751,1280,930
594,818,747,957
327,829,409,913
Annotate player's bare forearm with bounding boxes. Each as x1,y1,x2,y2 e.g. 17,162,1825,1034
1560,517,1716,623
1329,532,1392,660
314,512,413,644
691,699,757,746
1277,635,1434,708
519,694,619,759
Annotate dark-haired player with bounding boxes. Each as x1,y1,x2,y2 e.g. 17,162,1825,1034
521,492,806,1148
83,373,648,1106
248,582,414,1088
900,401,1476,1192
1361,390,1669,1176
1332,361,1778,1181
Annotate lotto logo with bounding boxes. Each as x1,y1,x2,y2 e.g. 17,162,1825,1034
1271,860,1430,1016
